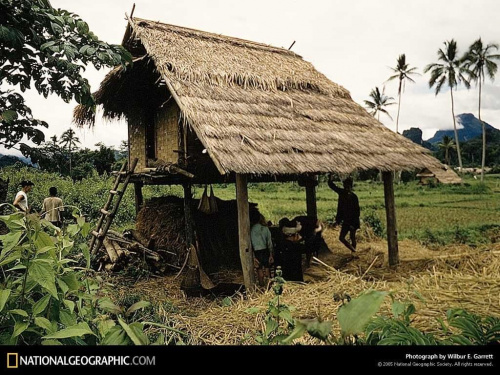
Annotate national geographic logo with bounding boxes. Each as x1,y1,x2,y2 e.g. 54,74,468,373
7,353,18,369
5,353,155,367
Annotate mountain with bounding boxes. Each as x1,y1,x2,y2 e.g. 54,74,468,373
427,113,499,144
402,127,434,150
0,154,31,168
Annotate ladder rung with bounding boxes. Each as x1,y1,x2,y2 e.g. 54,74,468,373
109,190,122,195
118,171,128,175
92,230,102,238
100,209,112,216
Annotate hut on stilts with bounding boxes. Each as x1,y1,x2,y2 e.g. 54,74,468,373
74,15,441,290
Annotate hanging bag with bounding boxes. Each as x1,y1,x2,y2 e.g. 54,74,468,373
208,184,218,214
197,185,211,214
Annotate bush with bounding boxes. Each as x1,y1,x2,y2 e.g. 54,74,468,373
362,211,384,237
0,207,156,345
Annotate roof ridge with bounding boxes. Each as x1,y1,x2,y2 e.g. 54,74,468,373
132,17,299,57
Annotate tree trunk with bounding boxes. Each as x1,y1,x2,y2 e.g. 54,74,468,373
235,174,256,290
450,89,463,172
479,80,486,182
396,90,402,134
382,171,399,266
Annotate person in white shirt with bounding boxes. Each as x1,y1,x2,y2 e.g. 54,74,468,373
13,180,34,213
42,187,64,227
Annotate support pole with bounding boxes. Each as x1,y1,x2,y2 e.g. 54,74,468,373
236,174,256,290
183,183,194,248
133,181,143,214
305,178,318,219
382,171,399,266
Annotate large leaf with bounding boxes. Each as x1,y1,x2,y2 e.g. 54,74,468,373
34,317,54,332
34,231,54,250
61,273,80,292
101,326,130,345
0,289,11,312
0,250,22,266
29,260,58,299
63,300,75,314
98,319,116,338
32,294,51,315
41,339,62,345
12,321,29,338
0,231,23,253
282,323,307,344
337,290,388,337
125,301,150,317
59,310,77,327
9,309,28,317
98,299,123,315
118,318,148,345
43,322,95,339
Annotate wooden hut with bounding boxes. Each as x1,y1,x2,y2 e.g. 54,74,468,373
74,16,441,289
417,165,463,185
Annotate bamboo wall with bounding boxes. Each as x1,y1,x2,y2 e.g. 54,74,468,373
155,102,179,163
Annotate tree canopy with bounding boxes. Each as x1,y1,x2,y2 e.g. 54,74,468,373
0,0,131,150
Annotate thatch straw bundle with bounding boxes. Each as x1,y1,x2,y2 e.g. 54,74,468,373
74,17,440,176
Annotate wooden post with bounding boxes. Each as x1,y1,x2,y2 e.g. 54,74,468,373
305,178,318,219
382,171,399,266
236,174,256,290
133,181,143,214
183,183,194,247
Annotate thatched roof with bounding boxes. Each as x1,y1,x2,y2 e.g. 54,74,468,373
74,17,440,175
417,165,463,184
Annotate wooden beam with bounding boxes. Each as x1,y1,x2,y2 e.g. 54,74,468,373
235,174,256,290
134,181,143,214
382,171,399,266
183,183,194,248
305,178,318,219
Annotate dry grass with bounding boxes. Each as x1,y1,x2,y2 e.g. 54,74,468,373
112,229,500,345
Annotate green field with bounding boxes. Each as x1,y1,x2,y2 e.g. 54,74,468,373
1,167,499,245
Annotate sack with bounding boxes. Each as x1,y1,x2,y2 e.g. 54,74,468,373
208,185,218,214
197,185,211,214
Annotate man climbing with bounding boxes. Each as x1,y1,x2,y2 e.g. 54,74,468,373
328,175,360,253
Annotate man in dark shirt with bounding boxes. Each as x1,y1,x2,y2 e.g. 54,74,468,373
328,176,360,253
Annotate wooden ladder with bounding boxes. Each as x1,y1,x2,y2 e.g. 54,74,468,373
90,158,138,254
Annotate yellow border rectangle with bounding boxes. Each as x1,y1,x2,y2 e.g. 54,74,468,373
7,353,18,369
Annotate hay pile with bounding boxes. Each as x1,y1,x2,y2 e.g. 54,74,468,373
114,236,500,345
135,196,255,273
136,196,186,261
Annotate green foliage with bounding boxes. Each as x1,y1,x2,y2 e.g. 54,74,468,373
446,309,500,345
0,0,132,149
337,290,388,339
246,268,297,344
362,211,384,237
0,208,151,345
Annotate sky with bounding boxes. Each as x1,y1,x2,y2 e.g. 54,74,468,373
3,0,500,156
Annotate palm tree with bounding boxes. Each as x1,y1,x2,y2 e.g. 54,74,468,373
364,86,396,122
438,135,456,165
386,54,419,133
424,39,470,173
462,38,500,182
59,128,80,176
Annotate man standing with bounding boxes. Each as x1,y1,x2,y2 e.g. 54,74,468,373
328,176,360,253
13,180,34,213
42,187,64,227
